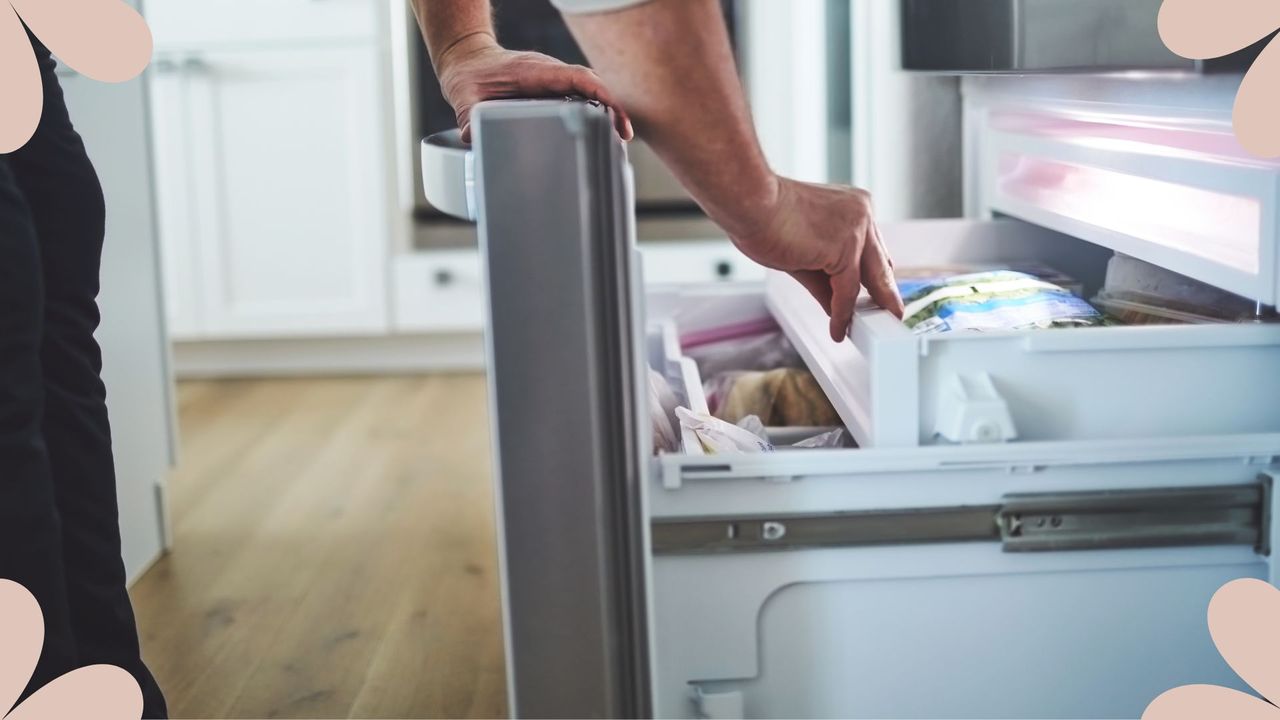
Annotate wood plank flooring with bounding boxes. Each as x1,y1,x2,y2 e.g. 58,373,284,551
128,376,507,719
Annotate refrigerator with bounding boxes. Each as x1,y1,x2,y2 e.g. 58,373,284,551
420,91,1280,718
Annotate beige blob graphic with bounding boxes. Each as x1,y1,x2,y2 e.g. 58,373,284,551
0,0,151,152
1143,578,1280,720
0,580,143,720
1159,0,1280,158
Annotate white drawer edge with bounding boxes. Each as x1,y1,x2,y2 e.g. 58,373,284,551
766,271,886,448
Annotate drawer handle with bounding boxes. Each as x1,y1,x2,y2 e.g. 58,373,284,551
434,269,455,287
714,260,733,280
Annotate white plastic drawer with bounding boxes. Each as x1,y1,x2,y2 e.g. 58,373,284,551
969,91,1280,306
767,219,1280,448
146,0,378,47
392,250,485,333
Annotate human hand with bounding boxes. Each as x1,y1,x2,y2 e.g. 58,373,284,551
730,178,905,342
435,32,633,143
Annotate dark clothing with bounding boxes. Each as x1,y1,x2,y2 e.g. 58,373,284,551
0,36,167,718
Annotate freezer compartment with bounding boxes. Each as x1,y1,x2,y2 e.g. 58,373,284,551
645,438,1278,719
647,288,848,457
767,219,1280,449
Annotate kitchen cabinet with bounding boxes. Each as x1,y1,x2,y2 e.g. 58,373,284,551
149,45,390,339
145,0,378,49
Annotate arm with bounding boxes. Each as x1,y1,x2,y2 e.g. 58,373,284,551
409,0,632,141
560,0,903,341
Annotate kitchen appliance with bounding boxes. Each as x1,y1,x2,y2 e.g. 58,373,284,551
422,88,1280,720
900,0,1267,73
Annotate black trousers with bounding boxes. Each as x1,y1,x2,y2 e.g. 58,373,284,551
0,37,167,718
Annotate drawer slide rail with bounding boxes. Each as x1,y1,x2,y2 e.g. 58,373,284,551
651,479,1271,556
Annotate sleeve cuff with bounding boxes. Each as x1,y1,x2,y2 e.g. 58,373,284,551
550,0,651,14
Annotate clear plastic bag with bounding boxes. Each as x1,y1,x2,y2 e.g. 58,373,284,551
791,427,848,449
675,407,775,454
684,330,804,379
648,367,680,453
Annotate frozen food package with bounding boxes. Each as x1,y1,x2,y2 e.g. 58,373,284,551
676,407,775,454
1095,254,1266,324
895,263,1085,298
900,270,1106,334
706,368,842,427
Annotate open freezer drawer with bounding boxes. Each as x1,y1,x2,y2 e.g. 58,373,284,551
648,283,1280,720
764,219,1280,449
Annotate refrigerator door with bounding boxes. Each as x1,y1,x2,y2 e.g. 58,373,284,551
443,100,652,718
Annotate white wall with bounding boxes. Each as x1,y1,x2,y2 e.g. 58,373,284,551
739,0,831,183
740,0,963,220
849,0,961,221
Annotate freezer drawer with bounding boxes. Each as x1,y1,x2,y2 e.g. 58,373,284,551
762,219,1280,449
649,283,1279,719
967,90,1280,307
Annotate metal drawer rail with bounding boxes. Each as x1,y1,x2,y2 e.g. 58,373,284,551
651,479,1271,556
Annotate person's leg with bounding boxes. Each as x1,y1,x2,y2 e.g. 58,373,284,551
0,157,80,700
7,38,168,718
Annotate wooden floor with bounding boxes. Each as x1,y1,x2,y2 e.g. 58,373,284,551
129,376,507,719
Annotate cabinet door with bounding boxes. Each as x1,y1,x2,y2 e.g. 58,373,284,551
184,46,390,338
148,57,204,338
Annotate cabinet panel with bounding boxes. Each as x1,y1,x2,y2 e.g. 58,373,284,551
148,62,203,338
392,251,486,333
145,0,378,48
181,47,389,338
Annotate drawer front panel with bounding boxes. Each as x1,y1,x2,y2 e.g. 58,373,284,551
393,251,486,333
966,78,1280,306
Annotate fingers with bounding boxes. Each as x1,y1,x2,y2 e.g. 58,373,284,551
521,63,634,141
828,258,862,343
864,223,905,318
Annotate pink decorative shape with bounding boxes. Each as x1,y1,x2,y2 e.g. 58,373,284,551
0,579,142,720
8,0,151,83
1158,0,1280,158
0,4,43,153
1142,579,1280,720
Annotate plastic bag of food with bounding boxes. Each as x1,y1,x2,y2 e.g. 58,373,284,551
675,407,775,454
648,367,681,453
901,270,1105,334
791,427,848,449
706,368,842,427
684,329,804,379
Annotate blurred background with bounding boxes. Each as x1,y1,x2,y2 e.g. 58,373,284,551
79,0,958,716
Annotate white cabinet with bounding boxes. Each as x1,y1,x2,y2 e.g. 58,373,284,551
149,45,390,339
393,251,487,333
146,0,378,48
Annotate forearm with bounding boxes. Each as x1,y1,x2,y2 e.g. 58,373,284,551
562,0,778,239
410,0,496,71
